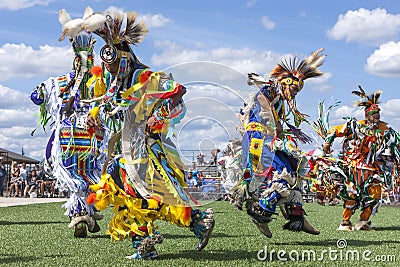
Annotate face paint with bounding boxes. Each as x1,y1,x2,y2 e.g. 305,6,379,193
366,104,380,116
280,75,304,100
285,88,292,100
280,77,303,89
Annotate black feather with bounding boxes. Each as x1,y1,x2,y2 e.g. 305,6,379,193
358,85,366,96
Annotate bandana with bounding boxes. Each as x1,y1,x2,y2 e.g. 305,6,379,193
366,104,380,115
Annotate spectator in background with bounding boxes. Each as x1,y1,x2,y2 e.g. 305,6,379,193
208,149,220,165
197,171,204,187
186,171,198,188
40,174,55,197
25,169,40,197
0,157,6,197
20,162,28,197
9,161,21,197
34,164,44,180
197,153,205,166
189,162,199,186
192,169,199,185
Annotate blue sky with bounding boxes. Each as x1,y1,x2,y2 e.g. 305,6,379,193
1,0,400,160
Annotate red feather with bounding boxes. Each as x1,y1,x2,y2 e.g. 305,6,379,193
90,66,103,76
86,192,97,205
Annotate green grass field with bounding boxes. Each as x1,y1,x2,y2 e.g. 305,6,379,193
0,201,399,267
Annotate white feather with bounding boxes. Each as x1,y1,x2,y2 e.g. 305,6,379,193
82,13,107,32
247,72,268,87
83,6,94,20
58,18,84,41
58,9,71,26
306,48,326,69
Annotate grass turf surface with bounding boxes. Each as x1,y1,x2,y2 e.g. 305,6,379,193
0,201,399,266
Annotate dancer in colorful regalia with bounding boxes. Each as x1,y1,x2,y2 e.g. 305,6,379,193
219,141,243,195
232,49,325,238
30,10,107,237
307,101,344,206
307,155,342,206
323,86,400,231
82,8,214,260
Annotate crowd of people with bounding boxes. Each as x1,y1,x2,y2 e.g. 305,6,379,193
0,160,62,198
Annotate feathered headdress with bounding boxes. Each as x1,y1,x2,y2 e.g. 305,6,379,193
93,10,147,58
352,85,382,114
269,49,326,141
93,10,148,46
269,48,326,89
89,9,148,65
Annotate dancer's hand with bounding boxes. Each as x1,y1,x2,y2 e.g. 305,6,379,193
86,107,100,128
86,114,98,128
275,121,283,138
146,116,158,127
322,142,332,155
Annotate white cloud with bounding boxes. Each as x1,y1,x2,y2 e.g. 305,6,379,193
0,84,49,159
261,16,275,30
163,61,253,102
0,85,37,130
0,43,73,82
379,98,400,132
364,41,400,77
327,8,400,45
0,0,53,10
0,108,38,128
331,105,360,121
306,72,332,92
104,6,171,28
151,40,280,74
0,123,50,159
299,12,307,18
379,98,400,117
0,84,32,109
0,126,49,159
152,42,331,95
164,82,249,159
246,0,257,8
104,5,125,15
139,13,172,28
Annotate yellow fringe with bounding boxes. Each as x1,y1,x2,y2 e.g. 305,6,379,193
90,172,191,242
